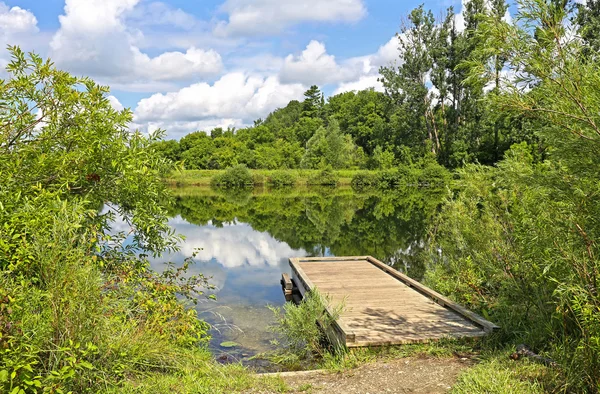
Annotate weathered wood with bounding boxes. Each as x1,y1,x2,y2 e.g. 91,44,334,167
365,256,500,333
288,256,498,348
281,273,293,292
289,258,356,343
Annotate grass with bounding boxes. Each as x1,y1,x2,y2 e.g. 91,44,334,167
111,354,289,394
165,169,378,187
450,351,558,394
319,339,476,372
168,185,358,199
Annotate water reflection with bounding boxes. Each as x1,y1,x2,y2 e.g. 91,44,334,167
157,186,444,363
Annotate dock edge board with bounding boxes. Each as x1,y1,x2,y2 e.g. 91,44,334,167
288,256,499,347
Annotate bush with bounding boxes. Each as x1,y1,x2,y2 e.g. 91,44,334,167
0,47,215,393
268,171,297,187
350,171,377,189
211,165,254,187
268,290,344,367
417,162,450,186
427,146,600,392
252,173,266,185
307,168,339,186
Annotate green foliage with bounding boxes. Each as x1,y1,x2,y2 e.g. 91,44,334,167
268,290,344,367
350,171,378,189
210,165,254,188
267,171,297,188
0,47,215,393
251,172,266,185
451,353,550,394
307,167,339,186
152,139,181,163
427,2,600,390
372,146,395,169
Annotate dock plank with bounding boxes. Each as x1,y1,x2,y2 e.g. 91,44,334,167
289,256,498,348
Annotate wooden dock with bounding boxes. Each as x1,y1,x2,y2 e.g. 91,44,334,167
288,256,498,347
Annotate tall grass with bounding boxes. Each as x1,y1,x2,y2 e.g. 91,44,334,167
0,201,221,393
267,290,345,369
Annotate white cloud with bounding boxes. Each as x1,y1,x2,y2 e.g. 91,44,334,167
172,218,306,269
107,95,125,111
133,72,305,137
215,0,366,36
50,0,222,89
0,2,40,76
133,118,244,138
334,75,384,95
279,40,363,85
0,3,38,33
327,36,399,95
131,46,222,81
369,36,401,68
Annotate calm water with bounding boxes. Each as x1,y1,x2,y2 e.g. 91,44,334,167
150,186,443,366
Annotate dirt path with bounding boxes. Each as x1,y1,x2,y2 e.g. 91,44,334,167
256,357,472,394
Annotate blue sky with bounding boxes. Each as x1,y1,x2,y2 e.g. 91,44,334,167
0,0,468,139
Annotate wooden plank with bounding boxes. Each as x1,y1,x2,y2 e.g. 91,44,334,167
297,256,369,262
366,256,499,333
348,331,489,348
289,258,356,343
281,273,293,291
348,323,483,335
288,256,496,348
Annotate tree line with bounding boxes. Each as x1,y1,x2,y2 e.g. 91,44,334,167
153,0,551,171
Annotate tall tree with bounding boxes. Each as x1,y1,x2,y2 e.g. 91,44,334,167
576,0,600,58
380,6,438,154
302,85,324,119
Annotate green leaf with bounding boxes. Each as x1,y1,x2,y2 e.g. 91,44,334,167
219,341,240,348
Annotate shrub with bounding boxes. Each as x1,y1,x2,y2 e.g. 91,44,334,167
307,168,339,186
252,173,266,185
268,171,297,187
0,47,214,393
268,290,344,367
211,165,254,188
416,162,450,186
375,166,419,189
350,171,377,189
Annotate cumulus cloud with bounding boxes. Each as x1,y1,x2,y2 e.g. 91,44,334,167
0,2,38,33
50,0,222,89
215,0,366,36
334,75,384,95
171,218,306,269
107,95,125,111
0,2,40,75
132,118,245,138
133,72,305,137
327,36,400,95
279,40,364,85
369,36,401,69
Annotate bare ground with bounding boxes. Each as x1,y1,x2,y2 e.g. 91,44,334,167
254,356,473,394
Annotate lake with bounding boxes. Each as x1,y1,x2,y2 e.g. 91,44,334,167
151,186,444,367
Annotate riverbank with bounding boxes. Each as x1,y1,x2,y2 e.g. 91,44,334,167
165,169,377,187
110,346,554,393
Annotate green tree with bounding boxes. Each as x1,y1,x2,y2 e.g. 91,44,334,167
380,6,438,155
429,1,600,390
0,47,210,392
372,145,396,169
302,85,324,119
576,0,600,58
152,139,181,162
